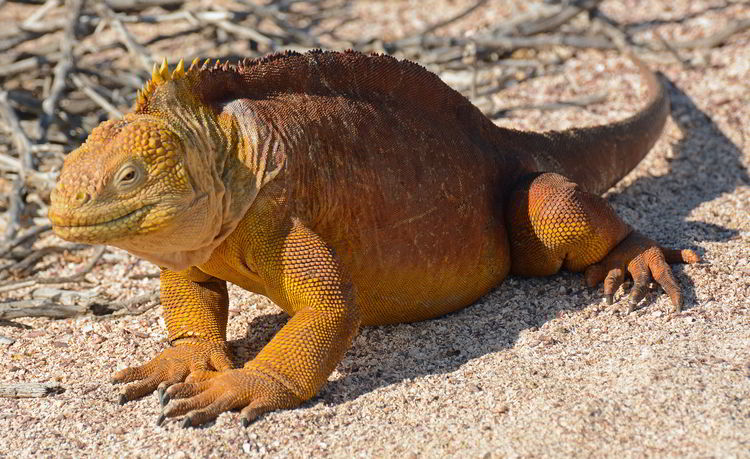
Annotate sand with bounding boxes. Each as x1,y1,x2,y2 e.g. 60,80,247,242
1,0,749,457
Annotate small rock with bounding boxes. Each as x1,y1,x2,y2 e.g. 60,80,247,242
494,404,509,415
0,335,15,345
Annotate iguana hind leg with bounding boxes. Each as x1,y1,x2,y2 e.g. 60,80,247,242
507,172,699,311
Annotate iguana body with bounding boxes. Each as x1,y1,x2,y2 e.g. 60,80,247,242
48,50,698,427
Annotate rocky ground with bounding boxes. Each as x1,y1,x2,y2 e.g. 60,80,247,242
1,0,749,457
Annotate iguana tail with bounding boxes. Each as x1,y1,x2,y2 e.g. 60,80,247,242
514,53,669,195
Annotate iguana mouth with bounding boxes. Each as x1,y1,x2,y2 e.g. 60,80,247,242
55,204,154,229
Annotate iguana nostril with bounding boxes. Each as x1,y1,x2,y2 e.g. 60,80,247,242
74,191,90,204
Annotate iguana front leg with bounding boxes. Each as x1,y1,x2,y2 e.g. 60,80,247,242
112,268,233,403
161,219,361,427
507,172,700,311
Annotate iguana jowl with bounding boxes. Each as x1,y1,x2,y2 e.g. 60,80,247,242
48,50,699,427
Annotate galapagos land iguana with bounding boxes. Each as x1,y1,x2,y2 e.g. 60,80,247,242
48,50,699,427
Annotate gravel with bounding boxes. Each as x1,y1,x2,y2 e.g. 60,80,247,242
1,0,749,457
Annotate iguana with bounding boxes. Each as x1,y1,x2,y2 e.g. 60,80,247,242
48,50,699,427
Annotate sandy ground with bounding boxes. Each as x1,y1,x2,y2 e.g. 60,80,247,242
1,0,749,457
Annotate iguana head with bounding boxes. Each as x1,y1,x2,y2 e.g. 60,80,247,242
50,114,199,237
49,59,243,270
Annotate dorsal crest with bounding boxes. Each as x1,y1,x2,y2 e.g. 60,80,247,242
134,50,476,123
135,57,196,111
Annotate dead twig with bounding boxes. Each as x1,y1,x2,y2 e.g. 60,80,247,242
671,17,750,49
0,54,61,79
398,33,615,55
0,382,64,398
0,224,52,259
0,92,34,177
232,0,320,47
515,0,603,36
491,92,608,118
0,298,87,320
98,3,155,71
0,243,91,285
70,74,124,119
38,0,85,143
0,90,35,242
3,179,27,243
104,0,183,11
0,290,160,320
108,291,161,316
1,245,104,285
388,0,489,48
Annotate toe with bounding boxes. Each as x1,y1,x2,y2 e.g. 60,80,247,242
165,380,213,400
120,370,165,402
185,369,222,383
648,258,684,312
112,360,156,384
240,399,277,427
664,248,700,264
626,263,651,312
181,397,236,427
603,268,625,305
163,388,219,418
584,263,608,288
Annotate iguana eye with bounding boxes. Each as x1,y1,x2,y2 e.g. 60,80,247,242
114,163,144,191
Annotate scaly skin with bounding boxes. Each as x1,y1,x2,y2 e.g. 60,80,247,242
48,50,699,427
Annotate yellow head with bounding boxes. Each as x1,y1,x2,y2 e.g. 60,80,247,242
49,114,198,243
49,59,238,270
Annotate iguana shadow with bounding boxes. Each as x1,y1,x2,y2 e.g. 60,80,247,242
230,77,746,409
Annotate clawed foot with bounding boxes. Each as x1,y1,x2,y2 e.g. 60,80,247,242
112,340,233,404
584,232,700,312
157,367,301,428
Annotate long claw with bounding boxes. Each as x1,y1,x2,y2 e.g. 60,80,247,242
156,414,166,426
182,417,192,429
118,394,127,405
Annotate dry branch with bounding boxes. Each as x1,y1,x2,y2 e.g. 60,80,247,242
515,0,603,36
0,92,34,176
104,0,183,10
0,244,104,286
71,74,124,119
38,0,85,143
0,298,86,319
0,289,160,320
672,17,750,49
98,3,155,71
0,224,52,259
0,382,64,398
491,92,608,118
